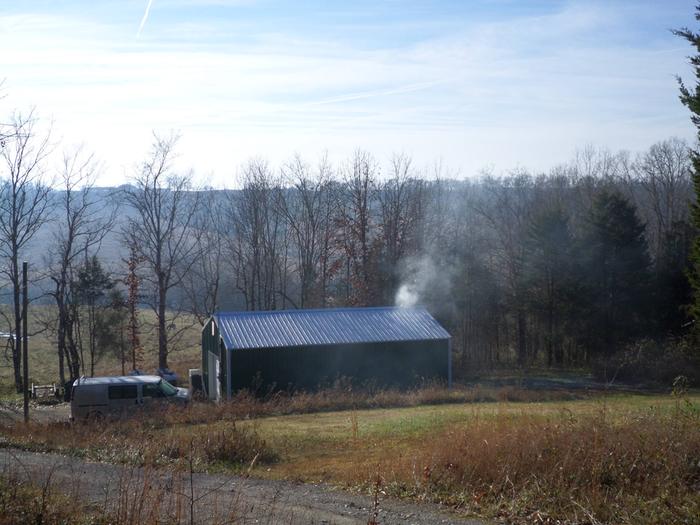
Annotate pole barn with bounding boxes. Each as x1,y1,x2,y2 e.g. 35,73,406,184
201,306,451,400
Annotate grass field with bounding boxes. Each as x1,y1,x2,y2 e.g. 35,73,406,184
2,390,698,524
2,308,699,523
235,393,700,524
0,306,202,397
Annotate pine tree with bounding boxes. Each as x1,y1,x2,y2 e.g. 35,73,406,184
94,288,129,375
75,255,114,376
580,191,651,356
524,205,579,366
674,9,700,332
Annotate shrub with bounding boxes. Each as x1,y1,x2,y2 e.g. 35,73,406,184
593,338,700,387
0,474,80,525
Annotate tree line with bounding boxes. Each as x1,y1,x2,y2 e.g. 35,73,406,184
0,112,696,390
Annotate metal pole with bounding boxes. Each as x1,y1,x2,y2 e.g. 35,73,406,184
22,261,29,423
447,338,452,389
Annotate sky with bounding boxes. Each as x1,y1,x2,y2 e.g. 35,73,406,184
0,0,697,187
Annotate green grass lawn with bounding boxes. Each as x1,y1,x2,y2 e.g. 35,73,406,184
235,392,698,475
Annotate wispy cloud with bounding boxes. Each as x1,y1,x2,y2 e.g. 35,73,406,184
0,0,694,186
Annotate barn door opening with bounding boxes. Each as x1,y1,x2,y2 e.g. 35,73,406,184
207,351,220,401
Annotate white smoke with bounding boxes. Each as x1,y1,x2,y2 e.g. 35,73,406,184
394,255,443,308
395,283,419,308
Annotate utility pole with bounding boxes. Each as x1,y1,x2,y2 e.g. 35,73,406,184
22,261,29,424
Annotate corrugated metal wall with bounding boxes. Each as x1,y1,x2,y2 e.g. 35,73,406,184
228,339,449,392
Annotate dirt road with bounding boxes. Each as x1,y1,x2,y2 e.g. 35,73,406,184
0,399,70,423
0,448,484,524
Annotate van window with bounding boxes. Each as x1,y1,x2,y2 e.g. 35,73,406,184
108,385,138,399
143,380,177,397
143,383,165,398
160,379,178,396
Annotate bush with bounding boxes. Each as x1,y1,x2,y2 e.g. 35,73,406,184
593,338,700,387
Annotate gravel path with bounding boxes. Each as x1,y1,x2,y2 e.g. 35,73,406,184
0,400,70,423
0,448,485,524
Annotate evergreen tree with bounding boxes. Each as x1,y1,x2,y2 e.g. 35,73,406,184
94,288,129,375
524,205,579,366
653,220,694,335
75,255,114,376
580,191,652,356
674,10,700,334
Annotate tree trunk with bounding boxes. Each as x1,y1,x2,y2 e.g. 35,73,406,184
12,255,22,393
158,283,168,368
57,320,66,386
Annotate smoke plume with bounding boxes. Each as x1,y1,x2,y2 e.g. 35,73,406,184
395,283,419,308
395,255,449,309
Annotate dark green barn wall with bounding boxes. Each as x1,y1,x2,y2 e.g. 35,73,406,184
227,339,450,392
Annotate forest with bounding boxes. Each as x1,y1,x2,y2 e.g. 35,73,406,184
1,111,697,391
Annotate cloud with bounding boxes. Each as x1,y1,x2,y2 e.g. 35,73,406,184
0,1,694,186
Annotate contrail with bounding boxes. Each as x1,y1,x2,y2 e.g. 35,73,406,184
304,81,444,107
137,0,154,38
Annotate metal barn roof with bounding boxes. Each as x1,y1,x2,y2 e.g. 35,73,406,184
213,306,450,350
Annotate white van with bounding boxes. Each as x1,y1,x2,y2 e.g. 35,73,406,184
70,375,189,421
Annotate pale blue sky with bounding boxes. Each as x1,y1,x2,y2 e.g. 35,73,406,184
0,0,696,185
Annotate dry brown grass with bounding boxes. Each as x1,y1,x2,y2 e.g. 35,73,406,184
0,405,276,469
212,382,584,420
2,390,699,524
0,456,276,525
0,472,81,525
341,403,700,524
226,392,699,525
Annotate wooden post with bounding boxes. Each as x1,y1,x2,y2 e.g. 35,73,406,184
22,261,29,423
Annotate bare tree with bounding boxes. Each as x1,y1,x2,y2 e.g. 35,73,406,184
634,138,692,261
122,133,201,369
0,111,52,392
277,154,338,308
377,153,427,301
471,172,535,366
338,150,378,306
123,233,144,370
224,159,287,310
183,191,225,324
46,146,114,383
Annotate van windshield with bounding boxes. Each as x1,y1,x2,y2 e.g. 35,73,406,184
159,379,178,396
